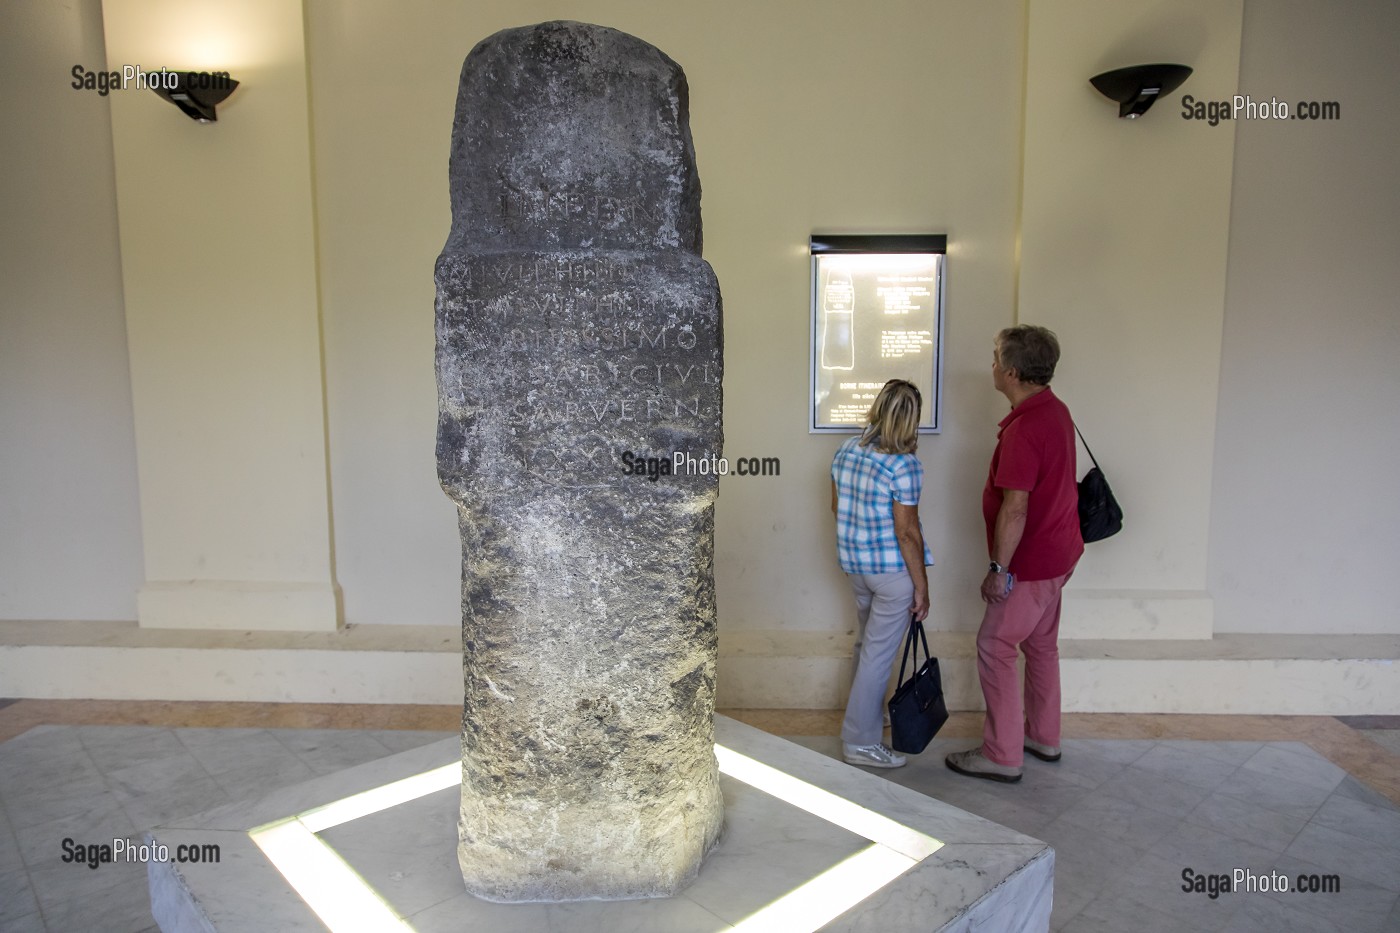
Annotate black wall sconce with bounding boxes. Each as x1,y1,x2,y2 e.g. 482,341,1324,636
150,71,240,123
1090,64,1192,119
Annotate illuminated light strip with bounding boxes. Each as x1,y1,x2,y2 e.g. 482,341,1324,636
728,844,916,932
298,763,458,833
713,744,943,860
249,742,944,933
249,819,412,932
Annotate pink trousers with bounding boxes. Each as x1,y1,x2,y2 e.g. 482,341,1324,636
975,571,1072,767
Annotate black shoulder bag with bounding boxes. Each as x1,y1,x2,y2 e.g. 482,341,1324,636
1075,425,1123,543
887,615,949,754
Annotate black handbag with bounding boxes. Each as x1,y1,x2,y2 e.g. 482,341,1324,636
1075,425,1122,543
887,615,949,754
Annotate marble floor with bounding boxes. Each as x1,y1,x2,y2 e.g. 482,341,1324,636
1,700,1398,932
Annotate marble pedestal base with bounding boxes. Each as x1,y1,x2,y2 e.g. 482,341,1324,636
145,716,1053,932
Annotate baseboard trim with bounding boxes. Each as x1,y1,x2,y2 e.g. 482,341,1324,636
2,621,1395,714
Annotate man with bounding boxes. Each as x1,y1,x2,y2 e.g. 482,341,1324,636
947,325,1083,783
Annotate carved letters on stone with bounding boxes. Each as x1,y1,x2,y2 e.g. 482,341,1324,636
434,21,724,902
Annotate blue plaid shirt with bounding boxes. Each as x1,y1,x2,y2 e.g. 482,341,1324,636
831,436,934,574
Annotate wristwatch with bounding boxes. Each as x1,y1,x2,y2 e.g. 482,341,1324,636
988,561,1005,574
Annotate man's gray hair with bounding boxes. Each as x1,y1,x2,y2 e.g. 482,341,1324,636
996,325,1060,386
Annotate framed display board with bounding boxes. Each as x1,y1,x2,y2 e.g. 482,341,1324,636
809,234,946,433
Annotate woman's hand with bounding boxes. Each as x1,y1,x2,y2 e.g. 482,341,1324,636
911,586,930,621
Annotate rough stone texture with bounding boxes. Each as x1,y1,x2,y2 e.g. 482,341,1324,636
435,21,724,902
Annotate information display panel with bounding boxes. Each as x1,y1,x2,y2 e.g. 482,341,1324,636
810,234,946,433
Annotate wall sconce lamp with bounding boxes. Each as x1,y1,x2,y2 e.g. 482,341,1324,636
1090,64,1192,119
150,71,240,123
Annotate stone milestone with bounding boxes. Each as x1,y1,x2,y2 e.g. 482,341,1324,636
434,22,725,902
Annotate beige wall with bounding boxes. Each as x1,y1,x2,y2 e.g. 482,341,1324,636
2,0,1397,652
1019,0,1243,637
102,0,339,629
305,0,1026,634
1209,0,1400,634
0,0,143,621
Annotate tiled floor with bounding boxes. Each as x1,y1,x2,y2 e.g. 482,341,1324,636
0,702,1397,932
790,735,1400,932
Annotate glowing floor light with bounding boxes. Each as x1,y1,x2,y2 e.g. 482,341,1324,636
298,763,459,833
249,819,412,932
248,764,459,932
715,744,943,929
713,744,942,860
728,845,917,932
249,742,944,933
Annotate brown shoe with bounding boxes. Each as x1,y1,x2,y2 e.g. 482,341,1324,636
945,747,1022,783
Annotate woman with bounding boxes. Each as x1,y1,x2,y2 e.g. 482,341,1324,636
830,379,933,768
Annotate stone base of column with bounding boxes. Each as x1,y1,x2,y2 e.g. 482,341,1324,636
458,767,724,902
144,717,1054,931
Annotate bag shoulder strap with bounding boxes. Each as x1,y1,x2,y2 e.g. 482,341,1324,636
1073,423,1101,471
897,615,932,684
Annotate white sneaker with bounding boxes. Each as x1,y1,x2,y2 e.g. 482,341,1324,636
843,742,907,769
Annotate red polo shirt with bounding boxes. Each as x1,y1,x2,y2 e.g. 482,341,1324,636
982,387,1083,581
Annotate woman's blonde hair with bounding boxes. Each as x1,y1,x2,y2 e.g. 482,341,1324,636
859,379,922,454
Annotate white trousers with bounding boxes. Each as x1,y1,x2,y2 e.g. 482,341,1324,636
840,570,914,746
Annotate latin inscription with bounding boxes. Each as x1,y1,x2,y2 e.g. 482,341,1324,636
506,394,710,427
457,322,701,353
443,258,721,431
499,361,718,389
500,190,663,229
456,257,641,287
448,291,682,325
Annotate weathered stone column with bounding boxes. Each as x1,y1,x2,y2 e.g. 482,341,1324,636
434,22,724,902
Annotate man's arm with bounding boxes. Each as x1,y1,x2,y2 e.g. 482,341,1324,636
981,488,1029,604
893,502,930,621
